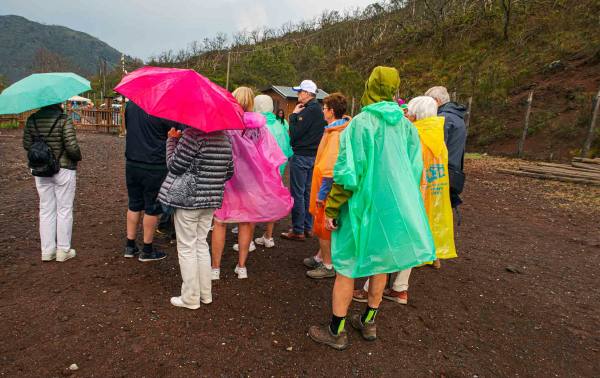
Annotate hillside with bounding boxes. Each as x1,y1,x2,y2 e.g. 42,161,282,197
0,15,121,83
147,0,599,159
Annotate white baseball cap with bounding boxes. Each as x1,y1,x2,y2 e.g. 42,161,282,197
292,80,318,94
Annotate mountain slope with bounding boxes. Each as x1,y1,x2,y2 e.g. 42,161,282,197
0,15,121,83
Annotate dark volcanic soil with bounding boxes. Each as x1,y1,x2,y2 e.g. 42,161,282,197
1,130,599,377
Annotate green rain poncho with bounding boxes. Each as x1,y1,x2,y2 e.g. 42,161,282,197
263,112,292,176
329,67,436,278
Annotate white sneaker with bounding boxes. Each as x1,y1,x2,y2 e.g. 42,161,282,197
231,226,239,234
170,296,200,310
41,251,56,261
56,249,76,262
255,235,275,248
233,241,256,252
234,265,248,279
211,268,220,281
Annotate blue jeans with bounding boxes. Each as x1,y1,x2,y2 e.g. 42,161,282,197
289,154,315,233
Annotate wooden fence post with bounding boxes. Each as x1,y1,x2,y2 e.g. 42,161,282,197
517,90,534,158
351,97,356,116
581,88,600,157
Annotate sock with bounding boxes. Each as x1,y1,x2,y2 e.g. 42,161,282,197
361,306,378,324
126,238,136,248
314,255,323,263
323,263,333,269
143,243,153,253
329,315,346,335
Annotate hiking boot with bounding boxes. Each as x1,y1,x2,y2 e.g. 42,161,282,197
303,255,321,269
281,230,305,241
383,288,408,304
350,314,377,341
233,241,256,252
306,263,336,279
124,245,140,258
234,265,248,279
352,289,369,303
138,249,167,262
170,296,200,310
308,324,348,351
211,268,220,281
56,249,76,262
255,235,275,248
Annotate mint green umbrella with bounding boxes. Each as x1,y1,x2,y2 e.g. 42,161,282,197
0,72,91,115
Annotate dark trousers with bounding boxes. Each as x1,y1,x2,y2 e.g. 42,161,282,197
289,154,315,233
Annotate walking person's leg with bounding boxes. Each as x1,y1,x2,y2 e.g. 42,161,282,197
210,221,226,279
54,169,77,262
196,209,215,303
171,209,201,309
35,176,57,261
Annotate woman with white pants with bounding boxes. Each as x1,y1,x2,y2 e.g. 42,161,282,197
158,127,233,309
23,104,81,262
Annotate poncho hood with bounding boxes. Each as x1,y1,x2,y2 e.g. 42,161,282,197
361,66,400,107
362,101,404,125
413,116,446,157
243,112,266,129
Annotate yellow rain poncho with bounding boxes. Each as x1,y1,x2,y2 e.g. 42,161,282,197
413,116,457,259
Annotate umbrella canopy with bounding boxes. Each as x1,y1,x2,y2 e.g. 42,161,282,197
114,66,244,132
0,73,90,115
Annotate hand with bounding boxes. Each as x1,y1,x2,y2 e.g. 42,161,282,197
168,127,182,139
325,217,337,231
293,103,304,114
316,199,325,208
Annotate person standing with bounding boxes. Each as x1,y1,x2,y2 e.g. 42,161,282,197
23,103,82,262
158,126,233,309
308,67,435,350
281,80,327,241
304,93,351,279
123,101,180,262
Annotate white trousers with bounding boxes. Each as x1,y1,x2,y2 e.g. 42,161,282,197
363,269,412,292
174,208,215,305
34,169,77,257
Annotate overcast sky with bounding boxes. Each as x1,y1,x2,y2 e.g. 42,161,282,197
2,0,375,60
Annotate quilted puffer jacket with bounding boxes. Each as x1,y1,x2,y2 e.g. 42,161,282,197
23,105,82,170
158,128,233,209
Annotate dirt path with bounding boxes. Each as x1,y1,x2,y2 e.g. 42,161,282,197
1,130,599,377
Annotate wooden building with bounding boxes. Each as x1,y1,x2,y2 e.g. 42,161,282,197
261,85,329,119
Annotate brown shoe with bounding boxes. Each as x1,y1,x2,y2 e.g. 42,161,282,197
350,314,377,341
382,288,408,304
431,258,441,269
281,230,306,241
352,289,368,303
308,324,348,350
304,230,314,238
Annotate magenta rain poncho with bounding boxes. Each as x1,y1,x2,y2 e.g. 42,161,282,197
214,112,293,223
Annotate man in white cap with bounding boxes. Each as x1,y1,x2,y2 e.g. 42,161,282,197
281,80,327,241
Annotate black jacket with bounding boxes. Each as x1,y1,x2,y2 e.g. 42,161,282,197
438,102,467,172
23,105,82,170
158,128,234,209
124,101,182,166
289,99,327,156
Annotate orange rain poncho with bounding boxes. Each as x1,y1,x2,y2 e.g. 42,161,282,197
413,116,457,260
309,118,351,240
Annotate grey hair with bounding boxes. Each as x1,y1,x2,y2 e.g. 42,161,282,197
253,94,274,113
407,96,438,120
424,86,450,105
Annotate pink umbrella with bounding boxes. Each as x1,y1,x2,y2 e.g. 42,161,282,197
114,66,245,132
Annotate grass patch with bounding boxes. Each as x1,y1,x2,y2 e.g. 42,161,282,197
0,120,19,129
465,152,486,160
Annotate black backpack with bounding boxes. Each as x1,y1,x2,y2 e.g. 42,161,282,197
27,115,66,177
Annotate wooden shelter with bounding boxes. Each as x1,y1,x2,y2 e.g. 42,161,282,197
261,85,329,119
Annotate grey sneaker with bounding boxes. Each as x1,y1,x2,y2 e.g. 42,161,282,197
308,324,348,350
350,314,377,341
56,249,76,262
306,264,336,279
303,256,321,269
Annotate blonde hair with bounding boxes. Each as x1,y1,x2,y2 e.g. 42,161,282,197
232,87,255,112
